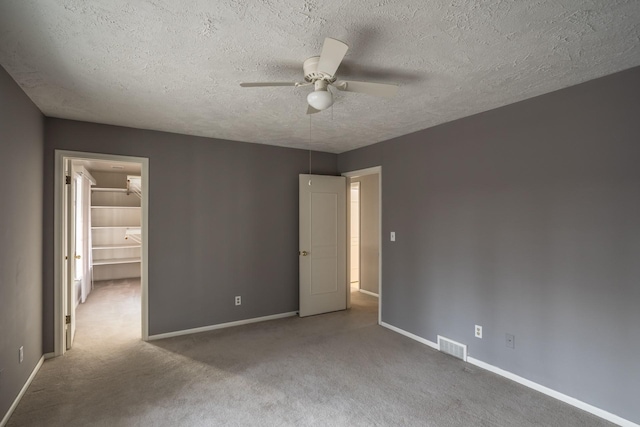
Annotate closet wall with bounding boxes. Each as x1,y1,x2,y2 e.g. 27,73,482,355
90,171,141,281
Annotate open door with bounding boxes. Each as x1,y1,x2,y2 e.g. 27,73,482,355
299,174,347,317
65,161,77,349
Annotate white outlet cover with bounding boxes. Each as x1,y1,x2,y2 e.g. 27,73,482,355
475,325,483,338
390,232,396,241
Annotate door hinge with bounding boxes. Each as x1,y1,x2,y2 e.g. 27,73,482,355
65,315,71,325
65,175,71,185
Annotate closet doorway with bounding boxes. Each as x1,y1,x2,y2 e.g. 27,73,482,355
350,182,360,291
343,167,381,323
54,151,149,356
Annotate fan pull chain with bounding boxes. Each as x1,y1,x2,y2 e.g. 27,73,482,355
308,115,312,177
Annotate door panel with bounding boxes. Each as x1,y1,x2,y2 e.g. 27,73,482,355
311,258,338,294
65,162,77,349
299,174,346,317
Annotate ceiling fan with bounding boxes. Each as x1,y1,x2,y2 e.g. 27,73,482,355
240,37,399,114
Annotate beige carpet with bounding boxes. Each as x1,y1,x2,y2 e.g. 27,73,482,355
8,279,612,426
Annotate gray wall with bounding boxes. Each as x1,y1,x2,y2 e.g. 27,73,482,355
0,66,43,419
43,119,337,350
338,66,640,424
351,174,379,294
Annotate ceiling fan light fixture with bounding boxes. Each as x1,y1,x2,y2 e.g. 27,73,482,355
307,89,333,111
239,37,398,115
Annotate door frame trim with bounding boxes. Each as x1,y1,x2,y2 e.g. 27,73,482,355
342,166,382,325
54,150,150,356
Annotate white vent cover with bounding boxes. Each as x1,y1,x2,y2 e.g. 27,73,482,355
437,335,467,362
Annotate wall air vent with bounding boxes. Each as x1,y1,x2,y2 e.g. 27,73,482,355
437,335,467,362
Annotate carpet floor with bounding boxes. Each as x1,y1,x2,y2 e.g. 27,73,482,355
8,279,612,426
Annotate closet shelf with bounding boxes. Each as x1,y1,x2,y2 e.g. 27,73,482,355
91,206,141,209
93,244,141,250
92,225,140,229
91,187,128,193
91,175,141,281
92,257,141,266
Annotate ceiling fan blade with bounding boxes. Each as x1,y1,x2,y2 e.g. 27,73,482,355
240,82,298,87
333,80,398,98
316,38,349,77
306,105,321,115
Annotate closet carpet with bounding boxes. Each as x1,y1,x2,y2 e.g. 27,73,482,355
8,279,611,426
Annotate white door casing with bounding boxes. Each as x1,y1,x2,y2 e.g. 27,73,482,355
299,174,347,317
54,150,149,357
350,182,360,285
342,166,382,325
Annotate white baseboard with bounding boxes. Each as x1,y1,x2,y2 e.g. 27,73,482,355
1,355,44,427
148,311,298,341
380,321,638,427
467,357,638,427
380,322,439,350
358,289,379,297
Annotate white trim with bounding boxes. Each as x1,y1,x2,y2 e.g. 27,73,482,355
379,320,638,427
43,352,56,360
148,311,298,341
342,166,382,326
54,150,150,356
342,166,381,178
54,154,63,356
140,158,149,341
0,356,44,427
359,289,379,297
380,322,439,350
467,357,639,427
345,181,353,310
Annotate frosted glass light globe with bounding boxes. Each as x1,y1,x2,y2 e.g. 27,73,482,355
307,90,334,110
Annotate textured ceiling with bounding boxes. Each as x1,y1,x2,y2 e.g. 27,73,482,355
1,1,639,153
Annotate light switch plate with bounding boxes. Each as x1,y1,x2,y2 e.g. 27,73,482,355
390,232,396,241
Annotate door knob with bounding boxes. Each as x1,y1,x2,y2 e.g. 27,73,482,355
74,255,81,259
299,250,309,256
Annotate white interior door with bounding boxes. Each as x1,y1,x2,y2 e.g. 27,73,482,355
299,174,347,317
65,162,77,349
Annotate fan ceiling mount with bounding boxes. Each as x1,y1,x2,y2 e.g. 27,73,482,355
240,37,399,115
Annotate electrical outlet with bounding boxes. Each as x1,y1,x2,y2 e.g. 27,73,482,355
506,334,515,349
19,346,24,364
235,296,241,306
475,325,482,338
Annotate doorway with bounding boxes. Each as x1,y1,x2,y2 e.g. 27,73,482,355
54,150,149,356
343,167,381,324
350,182,360,291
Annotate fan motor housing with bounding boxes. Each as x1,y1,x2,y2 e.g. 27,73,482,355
303,56,336,83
